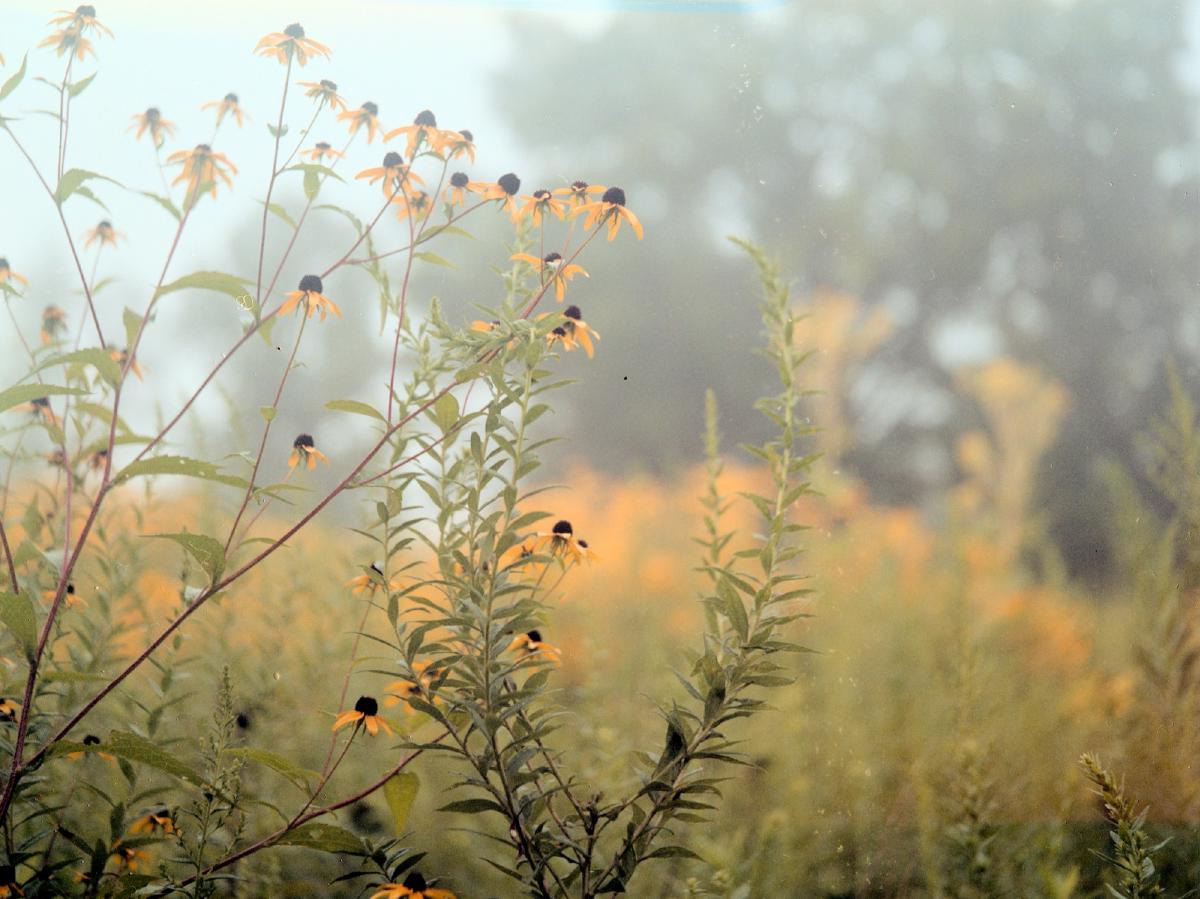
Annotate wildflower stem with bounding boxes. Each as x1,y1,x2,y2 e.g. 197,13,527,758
254,54,295,319
314,599,374,781
0,518,17,594
224,311,309,554
56,55,73,180
1,125,106,346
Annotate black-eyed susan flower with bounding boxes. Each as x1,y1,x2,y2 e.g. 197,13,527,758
45,448,68,468
554,180,605,209
110,843,149,873
68,733,114,761
515,189,566,227
338,101,383,144
0,864,22,898
383,661,439,713
444,172,470,208
356,151,423,199
384,109,449,160
254,23,330,67
333,695,393,737
129,107,176,148
0,699,19,722
443,129,475,163
279,274,342,321
546,305,600,359
370,872,456,899
507,629,562,662
82,219,124,250
571,185,644,241
22,397,59,426
512,252,587,302
0,258,29,288
468,172,521,219
48,6,112,38
43,582,86,609
497,536,545,573
538,519,597,565
347,562,399,595
470,319,501,333
395,190,433,224
39,6,111,63
288,433,329,470
301,141,344,163
41,306,67,344
107,346,143,381
201,92,248,128
168,144,237,199
130,809,177,836
87,448,108,472
299,79,347,112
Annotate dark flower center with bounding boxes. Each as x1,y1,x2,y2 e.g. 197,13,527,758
552,326,567,336
564,306,582,321
497,172,521,196
196,143,211,153
236,712,251,729
403,872,429,891
66,583,75,594
32,397,50,408
284,23,305,38
527,629,543,643
458,129,473,141
99,220,112,229
382,151,403,168
602,186,626,206
293,433,315,449
0,258,8,268
571,180,589,191
315,141,331,150
145,107,160,123
578,539,589,549
224,92,238,103
353,696,379,716
83,734,100,745
0,864,14,885
450,172,469,188
414,109,437,127
543,252,562,265
552,519,574,536
362,101,379,116
320,79,337,90
298,274,323,294
533,189,551,201
77,5,96,17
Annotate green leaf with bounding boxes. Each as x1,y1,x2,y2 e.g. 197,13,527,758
72,184,109,211
644,845,703,861
267,122,288,138
326,399,386,422
105,731,205,785
67,72,97,97
36,348,122,387
123,307,143,348
0,54,27,102
303,167,320,200
224,748,315,791
259,405,276,422
113,455,247,489
135,190,181,221
274,822,365,854
285,162,344,183
55,168,122,206
383,773,419,834
145,532,225,584
413,251,456,270
0,383,87,415
432,393,460,433
438,797,505,815
260,200,297,230
0,592,37,661
155,270,253,302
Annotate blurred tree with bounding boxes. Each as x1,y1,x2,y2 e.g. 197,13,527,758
494,0,1200,577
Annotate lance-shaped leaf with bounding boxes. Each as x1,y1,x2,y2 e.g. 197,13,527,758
0,592,37,661
326,399,386,422
274,822,366,854
36,348,122,387
113,455,248,489
55,169,122,206
155,270,253,303
383,772,420,834
0,383,87,415
145,532,225,584
103,731,206,785
0,54,28,102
